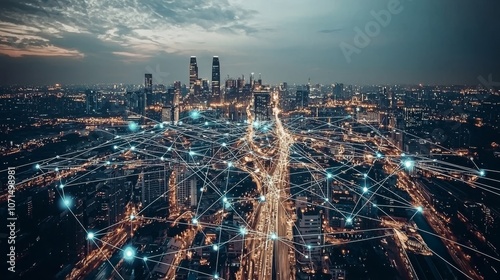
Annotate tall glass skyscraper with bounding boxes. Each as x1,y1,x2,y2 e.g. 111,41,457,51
189,56,198,92
212,56,220,96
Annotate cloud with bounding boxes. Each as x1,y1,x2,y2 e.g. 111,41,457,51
0,0,260,58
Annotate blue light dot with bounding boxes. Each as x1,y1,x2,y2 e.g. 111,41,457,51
87,232,95,240
189,151,195,156
270,233,277,240
190,110,200,119
417,206,423,213
124,247,135,260
240,227,248,235
143,257,148,261
227,162,233,167
479,170,486,176
35,164,41,169
192,218,198,225
130,146,136,151
327,173,333,179
113,145,118,150
63,198,71,207
346,217,353,224
55,167,59,172
213,244,219,251
260,195,266,202
404,160,414,169
363,187,368,193
128,122,139,131
222,197,228,203
59,184,64,189
130,214,135,220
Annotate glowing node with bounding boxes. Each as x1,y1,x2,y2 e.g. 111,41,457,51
362,187,368,193
167,147,172,151
227,162,233,167
327,173,333,179
205,121,209,125
128,121,139,131
59,184,64,189
239,227,248,235
55,167,59,172
87,232,95,240
123,247,135,260
222,142,227,147
130,214,135,220
324,197,329,202
190,110,200,119
160,156,164,161
307,245,312,250
270,233,277,240
376,152,383,158
214,274,219,279
35,164,41,169
192,218,198,225
401,153,406,157
213,244,219,251
62,198,72,208
189,151,195,156
130,146,136,151
106,161,111,165
403,160,414,169
143,256,148,261
416,206,423,213
259,195,266,202
479,170,486,176
113,145,118,150
363,173,368,178
159,123,164,129
346,217,353,224
372,203,377,208
222,197,228,203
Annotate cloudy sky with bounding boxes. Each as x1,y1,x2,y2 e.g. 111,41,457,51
0,0,499,85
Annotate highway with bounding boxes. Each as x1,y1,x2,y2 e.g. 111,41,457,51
240,98,294,280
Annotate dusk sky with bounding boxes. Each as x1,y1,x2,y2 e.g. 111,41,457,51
0,0,499,86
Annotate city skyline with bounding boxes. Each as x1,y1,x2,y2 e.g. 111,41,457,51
2,1,500,280
1,0,500,85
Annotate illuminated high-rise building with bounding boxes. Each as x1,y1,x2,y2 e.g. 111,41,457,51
189,56,198,93
253,91,271,121
212,56,220,96
145,73,153,106
295,86,309,109
85,90,97,114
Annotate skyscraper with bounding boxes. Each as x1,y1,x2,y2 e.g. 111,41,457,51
145,73,153,106
85,90,97,114
295,86,309,109
212,56,220,97
253,91,271,121
189,56,198,93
